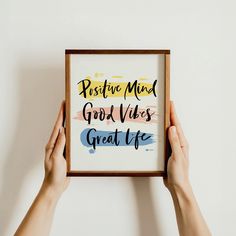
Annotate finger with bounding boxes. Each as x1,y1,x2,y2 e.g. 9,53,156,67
52,127,66,158
168,126,182,158
45,101,65,157
170,101,188,153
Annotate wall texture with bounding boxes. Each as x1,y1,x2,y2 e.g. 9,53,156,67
0,0,235,235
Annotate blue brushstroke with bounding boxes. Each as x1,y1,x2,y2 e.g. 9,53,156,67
80,128,155,151
89,149,95,154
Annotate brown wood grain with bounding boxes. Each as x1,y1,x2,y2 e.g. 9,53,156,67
65,49,170,55
67,170,165,177
164,54,171,176
65,49,170,177
65,53,71,173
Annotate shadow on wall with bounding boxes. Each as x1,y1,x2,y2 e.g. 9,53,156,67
0,62,165,236
0,63,64,236
132,178,165,236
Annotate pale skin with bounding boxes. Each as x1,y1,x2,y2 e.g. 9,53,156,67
15,101,211,236
165,101,211,236
15,102,69,236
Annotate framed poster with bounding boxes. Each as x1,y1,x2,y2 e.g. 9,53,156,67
65,49,170,176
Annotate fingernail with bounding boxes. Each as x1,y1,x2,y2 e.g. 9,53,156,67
171,101,175,108
59,127,63,133
172,126,176,135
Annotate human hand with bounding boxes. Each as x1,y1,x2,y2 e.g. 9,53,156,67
41,101,69,199
164,101,190,193
164,102,212,236
14,102,70,236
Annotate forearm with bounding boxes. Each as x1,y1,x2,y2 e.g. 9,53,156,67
170,184,211,236
15,184,60,236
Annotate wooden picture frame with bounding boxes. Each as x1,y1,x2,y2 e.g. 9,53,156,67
65,49,170,177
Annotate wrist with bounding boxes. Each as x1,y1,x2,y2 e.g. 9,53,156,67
39,182,62,204
169,182,195,207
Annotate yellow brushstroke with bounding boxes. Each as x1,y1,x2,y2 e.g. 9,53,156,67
78,77,155,99
111,75,123,79
139,77,148,81
94,72,104,78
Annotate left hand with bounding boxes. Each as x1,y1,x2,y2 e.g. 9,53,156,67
164,101,190,193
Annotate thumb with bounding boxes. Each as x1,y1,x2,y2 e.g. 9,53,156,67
52,127,66,158
168,126,182,157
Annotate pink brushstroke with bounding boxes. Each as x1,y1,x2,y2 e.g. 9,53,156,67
73,106,157,124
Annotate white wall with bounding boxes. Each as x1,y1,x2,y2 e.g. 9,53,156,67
0,0,235,235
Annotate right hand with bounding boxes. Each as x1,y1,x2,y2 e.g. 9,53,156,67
42,101,69,198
